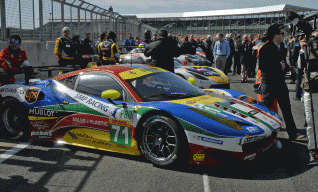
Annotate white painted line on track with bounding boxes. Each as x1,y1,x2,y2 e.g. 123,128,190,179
0,142,31,164
203,173,210,192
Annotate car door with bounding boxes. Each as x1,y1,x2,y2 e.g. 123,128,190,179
61,73,140,155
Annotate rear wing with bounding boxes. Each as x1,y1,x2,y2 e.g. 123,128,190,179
18,65,80,85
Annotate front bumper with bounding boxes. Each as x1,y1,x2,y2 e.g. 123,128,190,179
188,133,279,166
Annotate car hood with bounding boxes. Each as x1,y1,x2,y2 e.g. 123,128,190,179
160,94,282,137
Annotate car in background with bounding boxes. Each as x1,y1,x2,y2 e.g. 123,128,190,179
119,54,230,89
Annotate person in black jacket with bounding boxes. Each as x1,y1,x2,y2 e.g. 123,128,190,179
189,35,198,49
80,32,94,69
144,29,181,73
142,30,153,45
180,36,196,55
72,35,82,67
240,34,254,82
259,23,299,141
203,35,213,64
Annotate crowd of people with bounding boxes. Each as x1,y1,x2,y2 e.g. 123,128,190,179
0,23,318,164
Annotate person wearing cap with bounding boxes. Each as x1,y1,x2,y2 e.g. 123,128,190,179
213,33,230,72
97,31,120,65
224,33,235,75
54,26,77,67
0,35,32,86
259,23,299,141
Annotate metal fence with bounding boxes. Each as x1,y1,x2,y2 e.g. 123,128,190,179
0,0,157,43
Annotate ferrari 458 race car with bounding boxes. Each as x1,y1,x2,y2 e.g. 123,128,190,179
119,53,230,89
174,59,230,89
0,64,282,166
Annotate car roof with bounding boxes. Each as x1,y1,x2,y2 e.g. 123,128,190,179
53,65,167,81
53,65,135,81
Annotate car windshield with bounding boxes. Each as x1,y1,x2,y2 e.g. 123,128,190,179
129,48,145,53
120,56,148,64
125,72,206,102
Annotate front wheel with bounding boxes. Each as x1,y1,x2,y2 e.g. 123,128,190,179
0,99,29,140
140,116,188,166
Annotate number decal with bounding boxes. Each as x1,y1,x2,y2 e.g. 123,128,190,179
110,125,131,146
113,125,121,142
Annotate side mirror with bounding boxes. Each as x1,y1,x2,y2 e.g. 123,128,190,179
188,77,196,85
101,89,121,99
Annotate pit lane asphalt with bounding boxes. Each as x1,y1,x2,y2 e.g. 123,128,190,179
0,74,317,192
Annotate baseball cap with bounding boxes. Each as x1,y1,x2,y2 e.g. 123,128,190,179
207,35,211,38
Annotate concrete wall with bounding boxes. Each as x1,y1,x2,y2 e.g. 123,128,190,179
0,40,125,81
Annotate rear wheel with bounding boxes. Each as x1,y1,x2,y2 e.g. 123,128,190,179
0,99,29,140
140,116,188,166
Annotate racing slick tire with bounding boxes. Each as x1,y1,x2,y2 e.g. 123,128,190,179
140,116,189,166
0,98,29,141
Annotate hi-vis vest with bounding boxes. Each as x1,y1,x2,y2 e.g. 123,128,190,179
54,36,76,59
98,40,119,61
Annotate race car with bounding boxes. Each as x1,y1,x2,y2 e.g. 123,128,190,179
0,64,282,166
175,54,211,66
174,60,230,89
119,54,230,89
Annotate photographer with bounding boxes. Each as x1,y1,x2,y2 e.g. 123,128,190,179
302,31,318,163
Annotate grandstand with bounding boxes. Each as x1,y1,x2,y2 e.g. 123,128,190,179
135,4,317,38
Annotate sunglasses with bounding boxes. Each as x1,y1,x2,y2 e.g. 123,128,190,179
10,40,20,45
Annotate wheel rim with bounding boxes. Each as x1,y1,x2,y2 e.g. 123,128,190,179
143,120,178,162
2,105,23,135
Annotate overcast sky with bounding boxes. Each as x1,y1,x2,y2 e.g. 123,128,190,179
84,0,318,15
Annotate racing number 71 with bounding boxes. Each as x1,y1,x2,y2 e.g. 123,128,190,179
110,125,131,146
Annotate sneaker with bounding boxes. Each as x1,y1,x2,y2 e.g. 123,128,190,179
309,151,318,163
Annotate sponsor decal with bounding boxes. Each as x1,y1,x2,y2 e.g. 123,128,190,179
0,88,25,94
244,153,256,160
31,131,52,136
109,118,131,126
120,110,133,120
29,108,55,117
25,87,41,104
193,154,205,161
30,120,51,130
243,135,267,144
197,136,223,145
246,127,260,133
73,117,109,127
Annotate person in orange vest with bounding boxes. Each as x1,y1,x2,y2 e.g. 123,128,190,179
254,36,278,113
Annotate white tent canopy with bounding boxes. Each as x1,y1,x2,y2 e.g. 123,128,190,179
133,4,317,19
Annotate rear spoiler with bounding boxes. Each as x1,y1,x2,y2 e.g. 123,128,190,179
21,65,80,85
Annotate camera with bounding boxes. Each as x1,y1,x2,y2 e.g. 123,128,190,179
285,11,318,39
